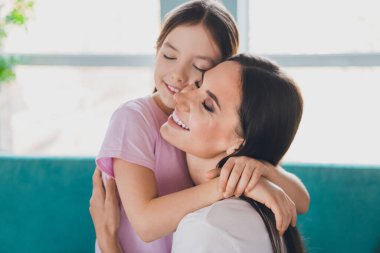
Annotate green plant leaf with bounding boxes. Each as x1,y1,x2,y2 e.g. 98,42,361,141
0,66,16,83
6,9,26,25
27,1,35,9
0,0,34,85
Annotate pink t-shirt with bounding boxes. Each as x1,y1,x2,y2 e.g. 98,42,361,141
95,96,193,253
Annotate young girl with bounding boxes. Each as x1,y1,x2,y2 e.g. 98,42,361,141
91,1,309,253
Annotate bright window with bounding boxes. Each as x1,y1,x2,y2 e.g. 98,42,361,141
248,0,380,164
1,0,379,165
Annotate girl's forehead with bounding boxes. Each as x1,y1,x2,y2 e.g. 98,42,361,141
164,24,221,60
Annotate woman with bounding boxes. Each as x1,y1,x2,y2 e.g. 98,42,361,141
91,53,306,252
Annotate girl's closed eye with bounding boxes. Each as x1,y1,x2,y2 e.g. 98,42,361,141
193,65,206,73
164,54,176,60
195,72,206,88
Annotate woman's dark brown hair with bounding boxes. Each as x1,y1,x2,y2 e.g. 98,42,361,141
218,53,306,253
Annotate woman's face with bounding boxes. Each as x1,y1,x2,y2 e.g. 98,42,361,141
154,24,222,114
160,61,243,159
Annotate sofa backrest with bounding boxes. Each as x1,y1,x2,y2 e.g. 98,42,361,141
285,163,380,253
1,156,379,253
0,156,95,253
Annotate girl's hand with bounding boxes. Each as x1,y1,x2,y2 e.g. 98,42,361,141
244,178,297,235
89,168,121,251
207,156,268,198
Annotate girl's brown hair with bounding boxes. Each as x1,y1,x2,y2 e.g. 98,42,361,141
156,0,239,60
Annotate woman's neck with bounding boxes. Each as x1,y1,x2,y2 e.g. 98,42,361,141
186,153,226,185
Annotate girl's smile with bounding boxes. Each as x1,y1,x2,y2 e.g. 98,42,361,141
164,82,181,95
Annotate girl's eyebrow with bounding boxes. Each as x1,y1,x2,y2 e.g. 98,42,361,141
163,42,178,51
195,55,216,65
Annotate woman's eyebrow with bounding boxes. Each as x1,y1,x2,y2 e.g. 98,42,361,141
206,90,221,110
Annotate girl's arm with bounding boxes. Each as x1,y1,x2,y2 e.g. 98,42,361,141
210,157,310,213
261,163,310,213
113,158,223,242
244,177,297,235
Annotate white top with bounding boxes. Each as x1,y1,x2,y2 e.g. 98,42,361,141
172,198,284,253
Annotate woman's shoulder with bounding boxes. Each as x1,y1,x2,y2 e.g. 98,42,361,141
173,198,273,253
204,198,269,235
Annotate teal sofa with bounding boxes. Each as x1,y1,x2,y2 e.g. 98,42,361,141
1,156,379,253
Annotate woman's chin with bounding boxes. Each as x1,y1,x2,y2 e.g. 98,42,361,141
160,123,171,141
160,123,182,148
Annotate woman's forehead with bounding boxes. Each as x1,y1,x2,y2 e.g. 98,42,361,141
203,61,242,107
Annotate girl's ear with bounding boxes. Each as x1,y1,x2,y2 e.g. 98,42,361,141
226,136,244,155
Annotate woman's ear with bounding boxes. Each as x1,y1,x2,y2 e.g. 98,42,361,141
226,136,244,155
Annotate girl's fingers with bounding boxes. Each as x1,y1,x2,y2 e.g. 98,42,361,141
105,178,117,204
224,163,245,198
245,167,263,192
234,166,254,197
92,168,105,197
284,208,291,234
284,214,291,234
272,205,284,235
277,197,289,235
206,168,221,179
219,158,235,192
90,169,105,209
289,198,297,227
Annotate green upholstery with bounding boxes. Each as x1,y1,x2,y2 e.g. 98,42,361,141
0,156,95,253
0,156,379,253
284,163,380,253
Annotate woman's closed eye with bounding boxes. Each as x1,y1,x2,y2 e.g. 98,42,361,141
202,100,214,113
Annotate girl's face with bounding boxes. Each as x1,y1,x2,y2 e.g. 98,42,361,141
160,61,243,159
154,24,222,115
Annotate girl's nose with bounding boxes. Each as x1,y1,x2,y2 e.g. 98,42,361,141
180,83,197,93
170,65,187,87
173,84,196,112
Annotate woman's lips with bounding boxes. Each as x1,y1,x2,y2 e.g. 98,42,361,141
168,111,190,131
168,115,188,131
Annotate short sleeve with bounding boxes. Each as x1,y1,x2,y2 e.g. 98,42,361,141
96,103,157,178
